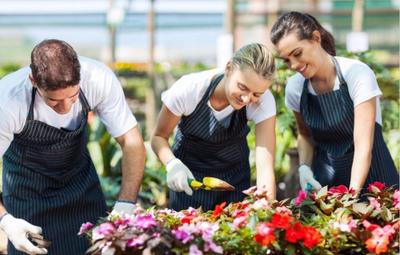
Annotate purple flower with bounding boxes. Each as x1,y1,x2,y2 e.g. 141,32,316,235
172,229,193,244
78,222,94,235
134,214,157,229
189,244,203,255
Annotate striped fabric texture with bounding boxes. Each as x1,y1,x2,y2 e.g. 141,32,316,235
2,88,107,254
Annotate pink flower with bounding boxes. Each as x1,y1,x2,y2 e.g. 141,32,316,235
189,244,203,255
204,241,223,254
252,198,270,210
275,206,292,216
367,182,386,193
393,190,400,210
134,214,157,229
127,236,145,247
333,220,356,233
78,222,94,235
92,222,115,240
256,222,275,236
368,197,381,210
295,190,307,206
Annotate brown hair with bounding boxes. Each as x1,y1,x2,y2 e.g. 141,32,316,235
270,11,336,56
30,39,81,90
230,43,275,80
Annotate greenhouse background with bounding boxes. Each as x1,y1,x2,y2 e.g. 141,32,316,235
0,0,398,253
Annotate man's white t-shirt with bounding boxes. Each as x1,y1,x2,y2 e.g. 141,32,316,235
285,56,382,124
161,69,276,124
0,56,137,156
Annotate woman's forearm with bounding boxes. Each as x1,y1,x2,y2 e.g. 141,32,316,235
297,133,314,166
255,146,276,199
350,147,372,191
151,135,176,166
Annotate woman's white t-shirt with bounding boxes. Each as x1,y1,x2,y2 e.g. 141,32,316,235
161,69,276,124
285,56,382,124
0,56,137,156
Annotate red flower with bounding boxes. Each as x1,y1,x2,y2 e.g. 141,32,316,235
368,181,386,193
328,185,349,194
269,213,292,230
285,222,304,243
302,226,322,249
363,220,380,231
212,202,226,218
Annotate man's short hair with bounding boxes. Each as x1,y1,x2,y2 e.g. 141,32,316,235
30,39,81,91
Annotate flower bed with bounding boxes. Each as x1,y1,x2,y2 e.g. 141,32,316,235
80,182,399,255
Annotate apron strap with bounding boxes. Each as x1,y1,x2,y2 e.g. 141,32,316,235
331,57,346,85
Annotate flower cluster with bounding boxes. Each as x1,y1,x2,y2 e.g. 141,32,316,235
80,182,399,255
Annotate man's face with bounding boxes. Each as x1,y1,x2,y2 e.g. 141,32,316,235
36,85,80,114
29,74,80,114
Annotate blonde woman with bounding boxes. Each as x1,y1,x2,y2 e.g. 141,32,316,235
151,43,277,211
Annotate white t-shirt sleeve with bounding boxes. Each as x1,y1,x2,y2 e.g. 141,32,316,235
0,107,16,157
161,75,195,116
247,90,276,124
161,71,215,116
342,60,382,106
284,74,304,113
81,59,137,138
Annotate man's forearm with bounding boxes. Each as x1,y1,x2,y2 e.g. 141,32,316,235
118,141,146,201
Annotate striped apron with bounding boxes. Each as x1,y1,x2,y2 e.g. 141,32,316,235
170,74,251,211
300,57,398,190
2,88,107,254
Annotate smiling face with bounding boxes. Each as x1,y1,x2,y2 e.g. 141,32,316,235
224,65,272,110
275,31,324,79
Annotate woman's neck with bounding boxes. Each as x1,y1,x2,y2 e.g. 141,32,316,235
310,54,337,93
209,76,230,111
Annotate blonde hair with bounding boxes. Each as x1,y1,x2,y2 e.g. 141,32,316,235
230,43,275,80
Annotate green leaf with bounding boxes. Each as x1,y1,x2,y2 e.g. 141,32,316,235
316,186,328,200
352,202,373,216
380,206,393,222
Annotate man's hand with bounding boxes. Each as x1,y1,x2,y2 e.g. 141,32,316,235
298,164,322,191
0,213,48,254
166,158,194,196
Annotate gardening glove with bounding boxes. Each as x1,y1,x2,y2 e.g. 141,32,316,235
298,164,322,191
111,201,136,216
0,213,48,254
166,158,194,196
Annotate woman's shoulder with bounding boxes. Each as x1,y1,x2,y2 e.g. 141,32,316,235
334,56,374,74
285,73,305,94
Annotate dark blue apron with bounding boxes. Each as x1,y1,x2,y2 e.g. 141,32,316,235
2,88,107,254
170,74,251,211
300,57,398,190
